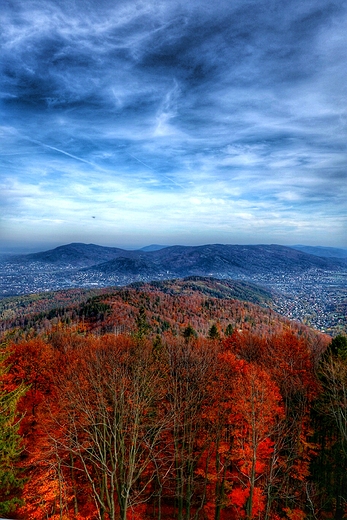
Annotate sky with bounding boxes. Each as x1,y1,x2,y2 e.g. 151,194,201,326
1,0,347,252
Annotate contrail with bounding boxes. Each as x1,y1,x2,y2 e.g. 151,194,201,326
41,144,93,165
126,152,185,189
23,136,115,174
127,152,156,172
15,130,185,189
28,138,97,167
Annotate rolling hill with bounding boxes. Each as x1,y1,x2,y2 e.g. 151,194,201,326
6,242,345,275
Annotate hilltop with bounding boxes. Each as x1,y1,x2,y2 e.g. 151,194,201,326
0,277,328,349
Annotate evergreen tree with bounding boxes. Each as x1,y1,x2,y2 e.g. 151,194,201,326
135,306,151,340
225,323,234,337
182,324,197,343
311,335,347,519
329,333,347,358
208,323,219,340
0,350,27,515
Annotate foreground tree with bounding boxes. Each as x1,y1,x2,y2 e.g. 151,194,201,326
311,335,347,519
162,338,217,520
0,346,27,515
52,335,169,520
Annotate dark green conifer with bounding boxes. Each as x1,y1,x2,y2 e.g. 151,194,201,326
225,323,234,337
183,324,197,343
208,323,219,340
0,351,27,515
135,306,151,340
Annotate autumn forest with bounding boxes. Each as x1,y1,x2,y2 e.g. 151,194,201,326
1,281,347,520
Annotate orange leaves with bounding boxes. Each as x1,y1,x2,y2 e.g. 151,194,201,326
1,321,325,519
17,465,60,520
283,507,306,520
202,346,286,519
231,364,285,462
3,339,57,441
264,331,317,400
230,486,249,510
230,486,265,519
217,441,233,456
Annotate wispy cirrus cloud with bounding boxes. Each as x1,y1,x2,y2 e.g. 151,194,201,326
1,0,346,251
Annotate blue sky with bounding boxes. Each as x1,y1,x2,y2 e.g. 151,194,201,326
1,0,346,252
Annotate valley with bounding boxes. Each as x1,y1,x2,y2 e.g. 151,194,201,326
0,242,346,335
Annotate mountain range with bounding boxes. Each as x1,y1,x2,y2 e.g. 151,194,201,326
7,242,347,276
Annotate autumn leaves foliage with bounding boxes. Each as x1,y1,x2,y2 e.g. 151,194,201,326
0,318,330,520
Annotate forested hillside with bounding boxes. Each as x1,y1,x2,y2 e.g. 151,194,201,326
0,284,346,519
0,278,274,339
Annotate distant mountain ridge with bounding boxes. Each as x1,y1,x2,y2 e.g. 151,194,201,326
139,244,167,252
290,245,347,260
7,242,346,276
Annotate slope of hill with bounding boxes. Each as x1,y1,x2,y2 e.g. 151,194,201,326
131,277,273,305
0,277,323,347
144,243,344,275
89,256,159,276
0,277,272,331
9,242,128,267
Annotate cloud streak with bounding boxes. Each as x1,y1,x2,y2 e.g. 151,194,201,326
1,0,346,251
